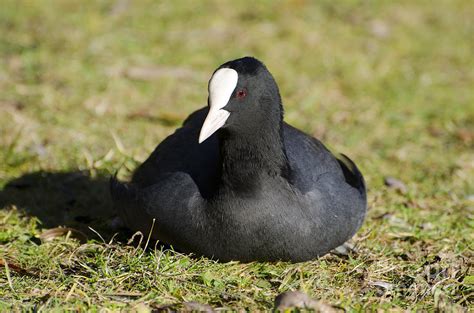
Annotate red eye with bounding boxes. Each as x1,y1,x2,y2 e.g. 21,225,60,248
236,88,247,99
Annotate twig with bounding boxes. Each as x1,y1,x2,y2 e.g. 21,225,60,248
88,226,106,244
140,218,156,258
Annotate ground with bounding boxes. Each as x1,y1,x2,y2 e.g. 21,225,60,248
0,0,473,311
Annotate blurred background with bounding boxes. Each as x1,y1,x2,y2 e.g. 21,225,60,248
0,0,473,309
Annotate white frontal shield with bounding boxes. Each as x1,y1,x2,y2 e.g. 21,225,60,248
199,68,238,143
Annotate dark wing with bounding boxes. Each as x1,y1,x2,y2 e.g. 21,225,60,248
283,123,367,238
131,107,220,198
283,123,344,194
335,153,366,200
283,122,366,201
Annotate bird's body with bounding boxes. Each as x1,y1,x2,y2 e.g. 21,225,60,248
111,57,366,262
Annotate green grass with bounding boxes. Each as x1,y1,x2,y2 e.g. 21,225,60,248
1,0,473,310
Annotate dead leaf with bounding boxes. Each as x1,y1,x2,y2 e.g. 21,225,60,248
183,301,215,312
367,281,394,297
40,227,88,243
331,242,358,257
0,258,39,277
369,280,393,290
274,291,338,312
384,176,408,194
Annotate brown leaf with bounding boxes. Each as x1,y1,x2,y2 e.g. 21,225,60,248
39,227,88,243
0,259,39,277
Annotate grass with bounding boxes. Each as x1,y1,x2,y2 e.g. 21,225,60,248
0,0,473,310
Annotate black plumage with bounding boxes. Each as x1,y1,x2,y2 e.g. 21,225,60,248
111,57,367,262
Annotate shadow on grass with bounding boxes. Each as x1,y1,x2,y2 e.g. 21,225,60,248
0,170,132,241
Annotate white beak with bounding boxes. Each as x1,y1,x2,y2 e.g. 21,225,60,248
199,68,238,143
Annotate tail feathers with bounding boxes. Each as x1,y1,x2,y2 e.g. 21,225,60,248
336,153,367,200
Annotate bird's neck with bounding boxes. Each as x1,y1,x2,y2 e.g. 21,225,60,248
217,123,290,193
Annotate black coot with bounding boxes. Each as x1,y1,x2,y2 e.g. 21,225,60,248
111,57,367,262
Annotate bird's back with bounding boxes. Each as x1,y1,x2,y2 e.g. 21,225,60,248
131,108,220,198
282,123,367,241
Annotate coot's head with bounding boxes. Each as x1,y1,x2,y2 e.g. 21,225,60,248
199,57,283,143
